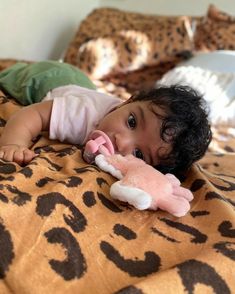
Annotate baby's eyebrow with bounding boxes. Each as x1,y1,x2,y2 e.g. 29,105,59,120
137,105,146,129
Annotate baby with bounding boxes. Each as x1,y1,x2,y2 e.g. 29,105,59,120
0,61,212,176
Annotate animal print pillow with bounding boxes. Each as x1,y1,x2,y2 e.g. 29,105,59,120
64,8,194,79
194,4,235,51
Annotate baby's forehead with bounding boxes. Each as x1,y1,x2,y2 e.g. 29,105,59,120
145,101,168,119
118,100,168,119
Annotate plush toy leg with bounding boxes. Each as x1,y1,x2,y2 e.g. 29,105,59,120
160,195,191,217
173,185,194,202
165,173,181,186
110,181,152,210
166,174,193,202
155,186,193,217
157,173,194,217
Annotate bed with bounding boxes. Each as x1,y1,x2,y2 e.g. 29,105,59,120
0,4,234,294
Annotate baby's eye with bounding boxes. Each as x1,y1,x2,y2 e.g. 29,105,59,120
127,114,136,129
133,148,144,160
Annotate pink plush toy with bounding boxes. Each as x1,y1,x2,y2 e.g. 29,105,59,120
84,130,194,217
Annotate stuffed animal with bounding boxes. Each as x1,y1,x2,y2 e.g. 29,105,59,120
83,130,193,217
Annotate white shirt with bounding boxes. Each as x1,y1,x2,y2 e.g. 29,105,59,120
43,85,121,144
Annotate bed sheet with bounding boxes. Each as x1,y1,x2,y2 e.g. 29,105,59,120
0,87,234,294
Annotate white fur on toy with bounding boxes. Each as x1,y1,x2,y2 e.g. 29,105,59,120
95,154,194,217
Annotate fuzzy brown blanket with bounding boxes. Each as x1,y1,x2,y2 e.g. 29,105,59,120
0,91,234,294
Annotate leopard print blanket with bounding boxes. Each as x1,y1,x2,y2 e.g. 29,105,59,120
0,90,234,293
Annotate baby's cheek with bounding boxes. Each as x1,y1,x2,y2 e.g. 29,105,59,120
158,144,172,159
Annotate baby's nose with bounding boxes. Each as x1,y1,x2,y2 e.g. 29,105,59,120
115,134,134,155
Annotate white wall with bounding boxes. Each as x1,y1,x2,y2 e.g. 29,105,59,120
0,0,234,61
0,0,98,61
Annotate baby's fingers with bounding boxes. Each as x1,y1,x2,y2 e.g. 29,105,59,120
0,150,4,159
12,148,37,165
1,148,15,162
23,149,37,164
13,149,26,165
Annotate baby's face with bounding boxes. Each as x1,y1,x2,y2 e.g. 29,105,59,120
97,101,171,166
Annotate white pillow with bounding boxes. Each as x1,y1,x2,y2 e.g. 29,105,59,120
156,51,235,126
179,50,235,73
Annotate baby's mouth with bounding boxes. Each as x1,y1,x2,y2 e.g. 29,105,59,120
83,130,115,163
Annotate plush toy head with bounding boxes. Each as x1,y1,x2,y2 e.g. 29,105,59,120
83,130,193,217
95,153,193,217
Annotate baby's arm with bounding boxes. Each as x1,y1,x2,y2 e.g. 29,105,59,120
0,100,53,165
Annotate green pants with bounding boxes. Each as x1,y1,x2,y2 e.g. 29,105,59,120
0,60,96,105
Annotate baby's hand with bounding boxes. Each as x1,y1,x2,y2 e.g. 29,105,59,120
0,144,37,165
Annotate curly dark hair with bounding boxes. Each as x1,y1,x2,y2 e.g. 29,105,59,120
129,84,212,176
